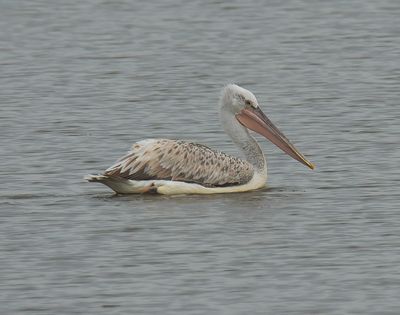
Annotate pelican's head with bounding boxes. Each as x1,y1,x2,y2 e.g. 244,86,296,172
220,84,260,113
220,84,315,170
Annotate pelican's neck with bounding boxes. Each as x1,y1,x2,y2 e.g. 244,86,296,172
220,110,267,173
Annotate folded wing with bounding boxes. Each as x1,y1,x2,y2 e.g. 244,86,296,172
104,139,254,187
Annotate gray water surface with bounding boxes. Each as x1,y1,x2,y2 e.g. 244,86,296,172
1,0,400,314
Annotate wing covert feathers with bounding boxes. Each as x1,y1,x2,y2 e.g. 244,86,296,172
104,139,254,187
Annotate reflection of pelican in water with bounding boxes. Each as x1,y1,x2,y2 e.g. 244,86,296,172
85,84,314,195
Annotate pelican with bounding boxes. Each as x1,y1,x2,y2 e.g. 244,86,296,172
85,84,314,195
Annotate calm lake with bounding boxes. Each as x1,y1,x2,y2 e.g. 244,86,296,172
1,0,399,314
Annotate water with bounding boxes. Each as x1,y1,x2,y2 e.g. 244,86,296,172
1,0,399,314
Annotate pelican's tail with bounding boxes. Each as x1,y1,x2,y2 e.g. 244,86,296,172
84,174,108,182
84,174,159,194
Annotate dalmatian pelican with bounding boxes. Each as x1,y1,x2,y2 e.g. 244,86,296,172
85,84,314,194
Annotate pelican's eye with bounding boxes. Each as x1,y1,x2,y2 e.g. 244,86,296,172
245,99,253,107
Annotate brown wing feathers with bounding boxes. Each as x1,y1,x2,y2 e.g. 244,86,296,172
104,139,254,187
